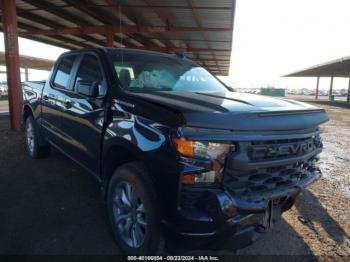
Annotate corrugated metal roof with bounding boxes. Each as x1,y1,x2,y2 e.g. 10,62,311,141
0,51,55,70
1,0,235,75
285,56,350,77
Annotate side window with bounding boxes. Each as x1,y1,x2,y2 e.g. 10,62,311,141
75,54,106,96
53,55,76,90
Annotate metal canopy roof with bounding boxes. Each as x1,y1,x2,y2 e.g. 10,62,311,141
0,51,54,71
285,56,350,77
1,0,235,76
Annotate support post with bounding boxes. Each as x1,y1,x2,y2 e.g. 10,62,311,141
329,76,334,101
347,78,350,103
106,26,114,47
24,66,29,81
2,0,23,130
315,76,320,100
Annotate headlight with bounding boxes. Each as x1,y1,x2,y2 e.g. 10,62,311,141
172,138,234,160
172,137,235,184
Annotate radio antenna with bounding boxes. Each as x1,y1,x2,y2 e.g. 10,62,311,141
119,4,124,64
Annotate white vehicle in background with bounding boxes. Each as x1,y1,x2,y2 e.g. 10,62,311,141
0,85,7,98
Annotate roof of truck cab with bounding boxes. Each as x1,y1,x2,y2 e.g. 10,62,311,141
105,47,198,61
62,47,200,64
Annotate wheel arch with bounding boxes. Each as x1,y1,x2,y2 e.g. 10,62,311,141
22,103,34,124
101,139,154,199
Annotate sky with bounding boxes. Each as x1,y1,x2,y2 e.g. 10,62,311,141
1,0,350,90
229,0,350,90
0,33,67,82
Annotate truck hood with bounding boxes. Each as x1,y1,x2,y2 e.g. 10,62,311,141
130,91,329,131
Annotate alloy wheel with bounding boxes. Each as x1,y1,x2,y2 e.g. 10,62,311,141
112,181,147,248
26,121,35,154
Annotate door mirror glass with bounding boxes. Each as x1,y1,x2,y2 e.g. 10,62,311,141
76,80,99,97
74,54,106,97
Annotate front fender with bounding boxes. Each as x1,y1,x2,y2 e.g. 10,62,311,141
101,104,169,183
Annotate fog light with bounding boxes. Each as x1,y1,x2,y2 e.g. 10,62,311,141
195,171,215,183
181,171,216,185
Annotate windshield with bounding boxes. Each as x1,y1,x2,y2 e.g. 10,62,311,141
108,50,228,93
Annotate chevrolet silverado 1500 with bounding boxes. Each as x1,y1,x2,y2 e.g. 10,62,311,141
22,48,328,254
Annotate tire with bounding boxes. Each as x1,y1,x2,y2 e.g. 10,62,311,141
107,162,163,255
25,115,50,159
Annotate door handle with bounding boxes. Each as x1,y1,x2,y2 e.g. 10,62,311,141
64,100,73,109
43,95,49,101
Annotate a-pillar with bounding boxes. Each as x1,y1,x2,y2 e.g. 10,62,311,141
2,0,23,130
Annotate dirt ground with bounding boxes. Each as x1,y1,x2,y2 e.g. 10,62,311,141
0,104,349,258
286,95,349,103
0,96,9,112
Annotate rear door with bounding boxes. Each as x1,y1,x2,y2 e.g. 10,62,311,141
58,53,107,174
41,54,79,146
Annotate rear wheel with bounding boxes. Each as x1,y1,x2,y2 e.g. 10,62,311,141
25,116,50,159
107,162,163,254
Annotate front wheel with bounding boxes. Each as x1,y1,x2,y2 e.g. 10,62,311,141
107,162,163,254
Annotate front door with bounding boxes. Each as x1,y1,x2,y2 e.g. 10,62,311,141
58,53,107,175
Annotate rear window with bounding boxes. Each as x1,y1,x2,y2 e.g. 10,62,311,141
53,55,77,90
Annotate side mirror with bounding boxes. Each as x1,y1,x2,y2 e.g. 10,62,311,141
76,80,99,98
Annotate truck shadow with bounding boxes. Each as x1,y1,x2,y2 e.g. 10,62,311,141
236,217,314,255
294,189,349,245
241,189,349,255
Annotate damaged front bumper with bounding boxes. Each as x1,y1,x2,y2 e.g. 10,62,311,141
168,168,320,250
166,130,323,250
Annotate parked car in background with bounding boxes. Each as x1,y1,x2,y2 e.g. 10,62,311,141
22,48,329,254
302,90,310,96
339,89,348,96
0,85,7,93
319,90,328,96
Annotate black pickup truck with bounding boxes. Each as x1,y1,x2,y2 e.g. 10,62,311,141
22,48,328,254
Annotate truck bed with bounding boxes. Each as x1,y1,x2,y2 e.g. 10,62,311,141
22,81,46,115
22,81,45,91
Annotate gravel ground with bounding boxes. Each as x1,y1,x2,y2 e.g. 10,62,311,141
0,104,349,258
0,96,9,112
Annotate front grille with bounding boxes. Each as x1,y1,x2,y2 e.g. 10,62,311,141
223,134,322,200
224,158,320,199
249,135,322,161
